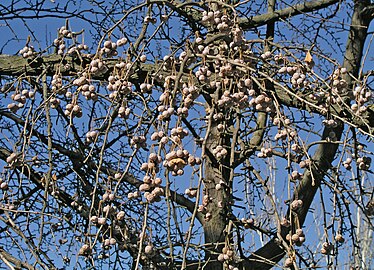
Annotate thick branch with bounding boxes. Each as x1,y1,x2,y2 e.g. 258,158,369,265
238,0,339,29
0,246,34,270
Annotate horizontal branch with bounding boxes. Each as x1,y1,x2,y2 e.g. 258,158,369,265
272,85,374,135
0,54,154,81
238,0,340,29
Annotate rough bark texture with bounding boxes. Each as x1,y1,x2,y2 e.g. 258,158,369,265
202,122,232,270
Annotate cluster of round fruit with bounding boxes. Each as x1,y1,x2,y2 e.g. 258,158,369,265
299,158,310,169
81,84,98,101
73,74,88,87
90,216,109,226
49,97,61,109
238,78,253,91
278,65,299,76
157,105,174,121
78,244,91,256
170,127,189,143
89,58,107,75
290,199,303,210
107,75,133,96
102,190,116,201
290,143,302,154
144,16,157,24
284,256,294,268
273,116,292,126
331,68,348,93
159,89,171,103
127,190,141,200
102,237,117,248
51,74,64,93
139,82,153,93
130,135,146,149
286,228,306,246
144,244,155,256
5,153,17,165
160,55,176,72
196,65,212,83
85,130,99,144
118,106,131,119
335,233,345,243
248,92,275,112
58,26,72,38
201,10,232,33
138,175,165,203
356,156,371,170
198,195,212,221
53,34,66,55
163,149,198,176
291,170,303,181
67,43,89,56
217,246,236,262
195,42,213,56
150,131,168,145
240,217,254,229
184,188,198,198
322,118,339,128
321,241,333,255
141,153,162,173
114,61,131,70
213,145,228,160
274,128,290,141
117,37,128,47
8,90,35,113
351,85,371,114
64,103,83,118
231,27,246,49
260,51,272,60
176,106,189,117
342,157,352,169
181,84,199,111
100,40,118,57
257,147,272,158
19,45,36,58
290,70,309,89
213,112,224,122
216,62,234,78
218,89,250,110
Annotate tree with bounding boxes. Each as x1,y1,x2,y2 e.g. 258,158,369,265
0,0,373,269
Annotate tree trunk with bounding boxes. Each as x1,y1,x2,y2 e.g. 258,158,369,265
203,123,232,270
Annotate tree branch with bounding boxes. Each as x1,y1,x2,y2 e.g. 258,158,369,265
238,0,340,30
0,246,34,270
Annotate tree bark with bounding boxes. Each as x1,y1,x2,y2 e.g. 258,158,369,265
202,122,232,270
